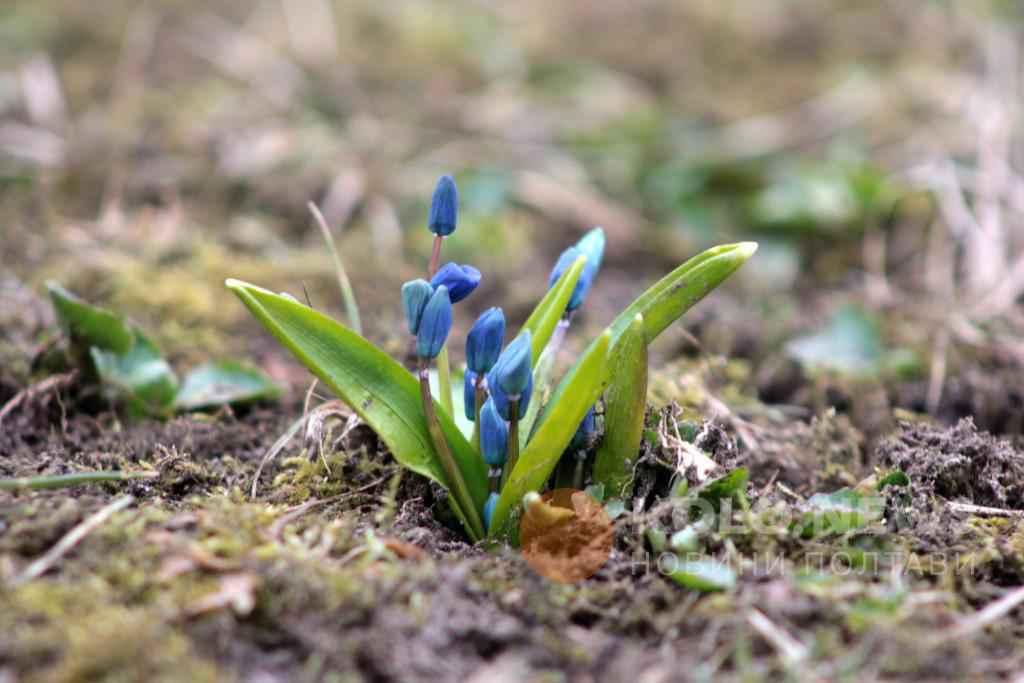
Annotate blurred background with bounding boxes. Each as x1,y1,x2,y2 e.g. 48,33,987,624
3,0,1024,445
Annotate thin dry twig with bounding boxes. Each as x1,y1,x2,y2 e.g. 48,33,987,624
746,608,809,666
936,585,1024,643
14,495,135,585
947,501,1024,518
266,474,390,539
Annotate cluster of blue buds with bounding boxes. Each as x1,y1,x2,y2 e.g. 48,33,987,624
403,174,609,536
548,227,606,313
486,331,533,419
463,307,506,422
478,333,533,460
402,175,484,361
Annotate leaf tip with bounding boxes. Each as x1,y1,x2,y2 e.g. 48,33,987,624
735,241,759,260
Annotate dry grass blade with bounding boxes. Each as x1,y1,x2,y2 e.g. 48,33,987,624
308,201,362,335
14,495,135,585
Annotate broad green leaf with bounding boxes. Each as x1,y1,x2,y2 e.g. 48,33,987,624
47,281,133,354
226,280,489,536
91,330,178,416
489,331,611,540
606,242,757,348
695,467,749,513
666,558,736,592
513,257,585,438
593,313,647,499
794,488,884,538
519,255,585,364
174,360,281,410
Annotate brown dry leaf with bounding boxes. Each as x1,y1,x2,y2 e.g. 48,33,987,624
184,573,260,618
381,538,426,561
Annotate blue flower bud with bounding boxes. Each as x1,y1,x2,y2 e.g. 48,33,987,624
548,246,588,311
488,370,531,420
464,369,478,421
480,397,508,467
577,227,606,285
401,279,433,335
483,491,499,531
430,262,481,304
569,407,597,451
428,174,458,236
548,227,606,312
489,331,532,396
466,307,505,374
415,285,452,359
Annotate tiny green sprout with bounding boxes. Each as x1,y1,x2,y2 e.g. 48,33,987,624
227,173,756,543
41,282,278,419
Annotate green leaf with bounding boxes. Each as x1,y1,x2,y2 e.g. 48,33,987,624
226,280,488,535
520,254,585,364
795,488,884,538
666,558,736,592
593,313,648,499
695,467,749,513
669,526,700,554
174,360,281,410
489,331,612,540
603,242,757,350
91,330,178,416
877,470,909,490
786,305,882,374
604,498,626,520
47,281,133,354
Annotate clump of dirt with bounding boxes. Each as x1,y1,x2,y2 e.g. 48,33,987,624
879,418,1024,510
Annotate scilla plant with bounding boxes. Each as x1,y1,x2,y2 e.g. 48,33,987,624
227,175,756,542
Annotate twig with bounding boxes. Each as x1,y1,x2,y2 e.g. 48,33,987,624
937,585,1024,643
0,470,157,491
746,608,809,666
0,370,78,428
13,495,135,585
266,474,390,539
947,501,1024,518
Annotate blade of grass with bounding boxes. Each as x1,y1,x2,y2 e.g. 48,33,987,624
308,201,362,336
0,471,158,491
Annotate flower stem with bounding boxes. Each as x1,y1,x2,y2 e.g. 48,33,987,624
436,345,454,417
418,366,484,540
425,233,453,415
500,398,520,491
470,376,485,452
428,234,443,277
